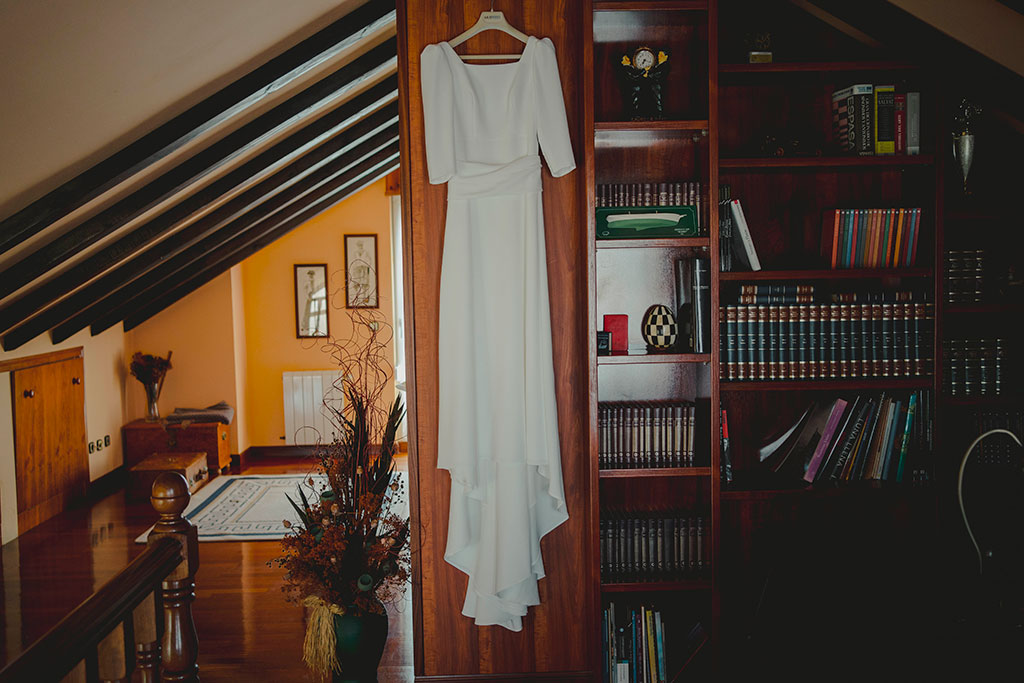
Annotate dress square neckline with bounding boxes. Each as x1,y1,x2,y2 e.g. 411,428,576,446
439,34,536,72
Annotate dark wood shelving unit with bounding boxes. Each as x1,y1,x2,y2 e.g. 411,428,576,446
602,580,712,593
596,237,710,249
719,267,932,281
594,0,709,10
719,60,919,74
595,119,709,131
600,467,712,478
721,378,933,392
944,395,1021,407
598,352,710,365
720,481,928,501
720,154,934,169
943,303,1024,315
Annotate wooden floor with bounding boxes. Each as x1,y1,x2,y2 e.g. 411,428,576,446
0,456,414,682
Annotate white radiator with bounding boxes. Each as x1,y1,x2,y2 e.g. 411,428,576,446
282,371,344,446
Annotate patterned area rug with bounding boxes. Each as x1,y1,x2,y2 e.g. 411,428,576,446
135,472,407,543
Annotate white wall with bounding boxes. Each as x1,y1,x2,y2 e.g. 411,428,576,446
0,0,365,217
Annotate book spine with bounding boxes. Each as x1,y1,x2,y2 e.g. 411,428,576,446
804,399,849,482
874,85,896,155
849,303,862,378
735,306,748,381
859,303,872,377
725,305,737,381
694,257,711,353
757,305,768,380
881,303,894,377
871,300,883,377
906,92,921,155
797,305,809,380
768,305,780,381
838,304,851,377
808,304,819,380
894,93,906,154
853,84,874,156
828,304,840,378
913,302,925,377
901,302,913,377
895,392,918,482
777,306,789,381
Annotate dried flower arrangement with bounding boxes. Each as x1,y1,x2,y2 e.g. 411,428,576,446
272,306,410,680
129,351,173,385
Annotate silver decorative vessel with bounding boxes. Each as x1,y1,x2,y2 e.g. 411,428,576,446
952,133,975,196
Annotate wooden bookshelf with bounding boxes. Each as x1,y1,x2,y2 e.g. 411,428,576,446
720,378,933,392
595,119,709,131
602,580,712,593
594,0,709,10
720,154,934,169
597,352,710,364
719,267,932,281
596,237,710,249
599,467,712,478
719,60,919,74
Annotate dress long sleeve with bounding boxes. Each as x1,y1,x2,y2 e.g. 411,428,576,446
420,44,456,184
533,38,576,178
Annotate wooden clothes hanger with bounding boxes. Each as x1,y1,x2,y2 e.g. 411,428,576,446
447,2,529,61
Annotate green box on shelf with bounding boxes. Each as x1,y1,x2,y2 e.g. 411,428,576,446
596,205,699,239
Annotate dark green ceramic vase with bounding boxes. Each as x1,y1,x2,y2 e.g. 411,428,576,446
331,605,388,683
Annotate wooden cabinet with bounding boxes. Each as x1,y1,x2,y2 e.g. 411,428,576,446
9,349,88,534
122,420,231,474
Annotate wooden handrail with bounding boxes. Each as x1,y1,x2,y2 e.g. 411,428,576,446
0,472,200,683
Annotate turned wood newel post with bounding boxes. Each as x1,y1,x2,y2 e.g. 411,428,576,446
149,473,200,683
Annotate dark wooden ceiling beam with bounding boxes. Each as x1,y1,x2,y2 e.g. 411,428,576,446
80,137,400,341
122,149,400,332
0,87,398,341
0,37,397,302
36,131,399,349
0,0,396,255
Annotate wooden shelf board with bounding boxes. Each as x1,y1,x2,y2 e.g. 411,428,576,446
600,467,712,479
720,155,934,170
721,378,933,392
601,580,711,593
598,352,711,365
595,119,709,132
721,482,928,501
946,211,1003,221
943,395,1022,407
719,267,932,281
720,60,919,74
594,0,708,10
596,237,709,249
943,303,1024,315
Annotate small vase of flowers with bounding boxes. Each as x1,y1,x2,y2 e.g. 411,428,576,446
274,309,410,682
129,351,173,421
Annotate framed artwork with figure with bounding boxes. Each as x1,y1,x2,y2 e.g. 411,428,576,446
344,234,379,308
294,264,329,338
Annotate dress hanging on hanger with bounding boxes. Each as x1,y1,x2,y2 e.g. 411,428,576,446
420,13,576,631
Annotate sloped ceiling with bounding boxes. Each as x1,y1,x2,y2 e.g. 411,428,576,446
0,0,398,350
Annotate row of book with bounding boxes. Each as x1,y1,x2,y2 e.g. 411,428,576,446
719,299,935,382
596,181,705,212
760,390,933,484
943,338,1007,397
602,603,706,683
600,512,708,582
823,207,922,269
832,84,921,156
945,249,988,304
969,409,1023,467
598,402,700,469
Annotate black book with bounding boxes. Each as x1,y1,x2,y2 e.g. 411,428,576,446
828,398,876,482
813,396,861,483
693,257,712,354
674,258,694,353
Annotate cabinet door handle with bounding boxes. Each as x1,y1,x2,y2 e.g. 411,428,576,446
23,389,35,398
72,377,82,385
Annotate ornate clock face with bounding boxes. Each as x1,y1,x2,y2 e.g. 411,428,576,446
633,47,655,71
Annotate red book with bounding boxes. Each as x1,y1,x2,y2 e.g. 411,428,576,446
831,209,841,268
603,314,629,352
894,94,907,155
850,209,860,268
907,208,922,267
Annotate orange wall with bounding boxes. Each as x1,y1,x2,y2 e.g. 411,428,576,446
125,270,243,451
240,178,394,447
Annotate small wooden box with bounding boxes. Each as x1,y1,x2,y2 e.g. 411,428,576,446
122,419,231,474
129,452,209,500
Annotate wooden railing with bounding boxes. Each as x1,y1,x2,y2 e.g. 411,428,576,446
0,472,200,683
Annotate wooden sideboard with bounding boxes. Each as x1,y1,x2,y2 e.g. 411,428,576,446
122,419,231,474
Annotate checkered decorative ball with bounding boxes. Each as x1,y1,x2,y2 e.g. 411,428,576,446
642,304,678,349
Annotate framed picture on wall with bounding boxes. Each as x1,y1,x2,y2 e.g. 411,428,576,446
344,234,379,308
294,264,329,338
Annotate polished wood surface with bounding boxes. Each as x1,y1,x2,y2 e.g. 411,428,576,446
122,421,231,474
0,456,414,682
12,355,88,534
0,347,82,373
398,1,593,677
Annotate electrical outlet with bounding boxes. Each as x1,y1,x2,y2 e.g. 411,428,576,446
88,442,95,454
94,439,103,452
104,435,110,447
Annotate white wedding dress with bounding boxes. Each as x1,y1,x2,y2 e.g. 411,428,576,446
420,35,575,631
